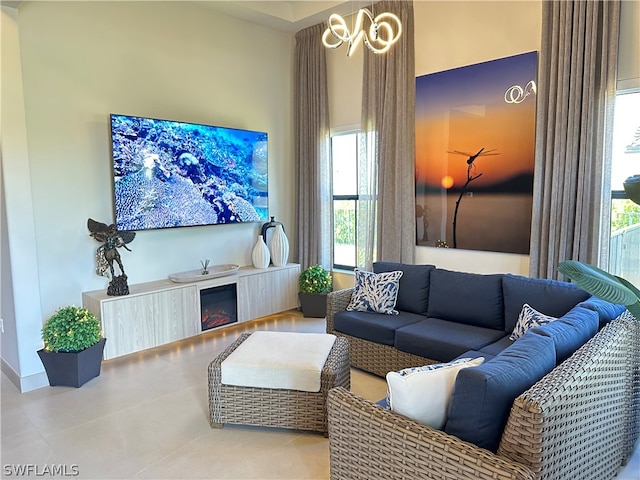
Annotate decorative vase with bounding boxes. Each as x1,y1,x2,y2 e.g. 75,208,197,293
261,216,284,246
269,224,289,267
251,235,270,269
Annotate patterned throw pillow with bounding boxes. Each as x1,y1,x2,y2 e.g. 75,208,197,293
510,303,557,340
386,357,485,429
346,269,403,315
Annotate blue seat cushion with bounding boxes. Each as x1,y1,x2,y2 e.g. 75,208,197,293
395,318,507,363
427,269,505,330
455,350,496,362
529,306,598,364
444,332,556,452
373,262,435,315
333,310,425,346
502,274,589,332
479,335,514,356
577,296,627,328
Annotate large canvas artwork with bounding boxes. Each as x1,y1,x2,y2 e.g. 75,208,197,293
415,52,538,254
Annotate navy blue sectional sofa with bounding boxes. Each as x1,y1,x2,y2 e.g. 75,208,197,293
326,262,638,479
326,262,619,378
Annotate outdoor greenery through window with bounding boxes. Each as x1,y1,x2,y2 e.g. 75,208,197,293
610,90,640,286
331,131,360,270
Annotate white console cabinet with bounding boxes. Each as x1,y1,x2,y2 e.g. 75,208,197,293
82,263,300,360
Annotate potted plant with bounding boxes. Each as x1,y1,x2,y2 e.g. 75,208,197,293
37,305,106,387
298,265,332,317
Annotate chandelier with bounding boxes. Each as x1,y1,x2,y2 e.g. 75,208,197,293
322,8,402,57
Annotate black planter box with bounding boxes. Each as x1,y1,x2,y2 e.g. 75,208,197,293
37,338,106,388
298,293,328,318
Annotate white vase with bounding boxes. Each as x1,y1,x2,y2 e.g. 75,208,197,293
269,224,289,267
251,235,270,269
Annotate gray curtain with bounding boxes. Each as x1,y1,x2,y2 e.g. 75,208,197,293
294,24,332,271
529,0,620,279
360,0,415,268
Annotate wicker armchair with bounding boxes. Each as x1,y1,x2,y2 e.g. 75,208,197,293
327,311,639,480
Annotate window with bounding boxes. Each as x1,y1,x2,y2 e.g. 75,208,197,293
331,131,360,270
610,90,640,286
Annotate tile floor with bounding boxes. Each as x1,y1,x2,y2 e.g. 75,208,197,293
2,311,639,479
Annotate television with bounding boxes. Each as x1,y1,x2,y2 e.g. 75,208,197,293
110,113,268,231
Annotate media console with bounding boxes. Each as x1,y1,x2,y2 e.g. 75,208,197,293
82,263,300,360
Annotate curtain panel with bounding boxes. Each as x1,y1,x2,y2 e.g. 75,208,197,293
360,0,415,269
530,0,620,279
294,24,332,271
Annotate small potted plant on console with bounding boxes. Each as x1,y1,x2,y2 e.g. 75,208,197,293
298,264,332,318
37,305,106,387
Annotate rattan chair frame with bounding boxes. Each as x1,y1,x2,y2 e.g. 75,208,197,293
208,333,350,435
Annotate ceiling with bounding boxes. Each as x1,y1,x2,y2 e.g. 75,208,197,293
202,1,356,33
3,1,356,34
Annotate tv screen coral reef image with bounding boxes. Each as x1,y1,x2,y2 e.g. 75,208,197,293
110,114,268,231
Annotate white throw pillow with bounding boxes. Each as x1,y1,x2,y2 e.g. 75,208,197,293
385,357,485,429
346,268,403,315
509,303,557,340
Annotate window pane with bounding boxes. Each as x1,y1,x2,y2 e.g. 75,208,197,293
610,199,640,285
610,91,640,286
333,199,356,268
332,133,358,196
611,91,640,190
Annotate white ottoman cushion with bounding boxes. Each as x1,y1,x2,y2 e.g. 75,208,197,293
221,331,336,392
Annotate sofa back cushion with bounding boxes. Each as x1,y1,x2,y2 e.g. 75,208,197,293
373,262,435,315
427,269,504,330
529,306,598,364
444,332,556,452
577,296,627,328
502,274,590,332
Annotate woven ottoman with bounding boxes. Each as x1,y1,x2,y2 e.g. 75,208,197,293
208,332,350,435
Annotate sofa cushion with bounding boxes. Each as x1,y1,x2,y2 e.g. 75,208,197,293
444,332,556,452
577,296,627,328
428,269,505,330
333,310,425,346
502,274,589,332
395,318,507,362
373,262,435,315
386,357,485,429
346,269,403,315
509,303,557,340
478,335,514,356
529,306,598,364
456,350,497,362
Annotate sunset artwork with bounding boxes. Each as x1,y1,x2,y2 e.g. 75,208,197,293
415,52,538,254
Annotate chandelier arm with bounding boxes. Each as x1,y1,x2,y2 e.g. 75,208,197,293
322,8,402,57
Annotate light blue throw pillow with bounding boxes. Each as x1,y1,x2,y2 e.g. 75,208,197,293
346,269,403,315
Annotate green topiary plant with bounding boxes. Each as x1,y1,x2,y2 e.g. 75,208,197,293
42,306,103,353
299,265,332,294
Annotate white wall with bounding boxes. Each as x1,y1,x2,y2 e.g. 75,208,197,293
1,5,45,391
2,2,295,390
328,1,541,287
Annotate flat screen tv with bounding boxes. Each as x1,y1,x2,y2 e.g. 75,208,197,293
110,113,268,231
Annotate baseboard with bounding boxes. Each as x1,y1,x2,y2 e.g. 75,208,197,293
1,358,49,392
